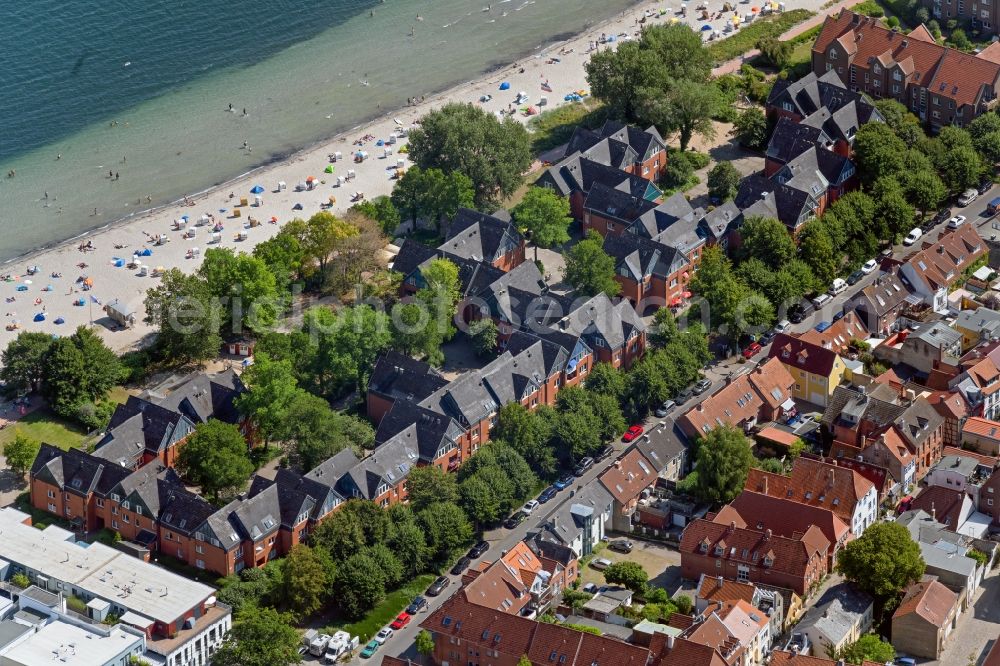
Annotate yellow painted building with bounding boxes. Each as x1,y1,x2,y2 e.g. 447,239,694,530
768,334,847,407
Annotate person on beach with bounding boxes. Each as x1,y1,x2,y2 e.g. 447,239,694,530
228,103,233,112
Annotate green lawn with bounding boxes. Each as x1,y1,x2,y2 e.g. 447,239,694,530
528,100,609,154
331,574,436,642
707,9,816,63
0,409,89,451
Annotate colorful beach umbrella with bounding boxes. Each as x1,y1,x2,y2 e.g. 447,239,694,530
33,313,45,322
250,185,265,194
499,81,510,90
54,317,65,325
324,165,335,173
701,24,712,30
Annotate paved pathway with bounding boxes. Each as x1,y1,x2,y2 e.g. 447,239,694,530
712,0,857,76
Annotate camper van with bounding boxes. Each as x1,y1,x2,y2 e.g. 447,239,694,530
829,278,847,296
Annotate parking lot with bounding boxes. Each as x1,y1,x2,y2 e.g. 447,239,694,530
581,538,682,595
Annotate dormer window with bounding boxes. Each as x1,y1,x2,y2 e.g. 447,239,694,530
829,49,838,60
714,544,725,556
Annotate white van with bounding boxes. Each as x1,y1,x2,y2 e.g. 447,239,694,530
829,278,847,296
811,293,833,309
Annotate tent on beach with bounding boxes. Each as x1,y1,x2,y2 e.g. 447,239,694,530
250,185,265,194
138,248,152,257
54,317,64,325
499,81,510,90
33,313,45,322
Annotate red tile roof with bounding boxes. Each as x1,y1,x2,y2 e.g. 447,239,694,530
770,651,883,666
724,491,850,551
893,579,959,625
422,594,651,666
909,485,968,530
661,637,729,666
599,448,657,505
696,576,757,607
927,390,972,420
462,541,545,614
797,311,869,352
902,224,988,291
680,518,830,580
679,358,794,438
744,456,874,527
962,416,1000,441
813,10,1000,109
768,334,840,379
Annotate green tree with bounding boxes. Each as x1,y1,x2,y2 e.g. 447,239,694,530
418,501,473,560
968,112,1000,165
756,37,792,68
281,212,359,278
144,269,222,363
902,168,947,216
585,362,627,402
798,221,839,286
236,353,300,443
873,99,925,146
707,162,741,202
553,386,604,459
281,544,334,619
840,635,895,665
852,122,906,182
872,177,915,240
493,403,557,477
627,353,671,417
950,27,971,49
513,187,572,262
407,103,532,208
585,42,664,122
938,145,983,193
311,504,367,562
351,195,401,235
41,327,122,418
603,561,649,593
646,80,720,152
212,605,301,666
640,22,713,83
280,391,372,471
691,425,753,504
296,305,393,400
4,433,40,478
737,216,796,269
732,107,769,151
177,421,253,501
460,466,514,525
387,517,429,579
335,552,387,619
390,166,475,230
253,231,303,292
469,318,498,358
406,466,460,512
0,332,53,395
364,543,405,589
563,231,620,297
836,522,925,598
416,630,435,658
650,308,679,348
199,248,280,334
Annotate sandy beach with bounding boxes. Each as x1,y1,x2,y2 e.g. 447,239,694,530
0,0,823,355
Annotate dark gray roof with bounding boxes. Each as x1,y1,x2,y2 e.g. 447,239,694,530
583,182,658,226
631,193,697,239
157,481,217,536
96,395,195,467
795,583,873,647
391,238,438,277
766,118,828,164
632,421,686,472
30,444,131,498
345,436,421,499
368,351,448,404
699,202,743,241
0,621,30,650
477,261,549,324
735,174,818,231
305,447,362,489
441,209,523,264
537,155,655,201
530,537,577,567
603,232,689,282
821,384,907,429
553,294,646,351
231,483,281,541
152,369,244,424
894,398,946,451
374,400,463,463
850,271,911,316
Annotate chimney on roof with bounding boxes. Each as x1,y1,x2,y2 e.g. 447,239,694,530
765,529,772,541
932,502,936,521
716,575,724,588
762,476,768,495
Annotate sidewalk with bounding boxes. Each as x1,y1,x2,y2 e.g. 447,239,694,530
712,0,855,75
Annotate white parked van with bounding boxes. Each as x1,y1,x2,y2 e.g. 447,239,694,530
829,278,847,296
811,293,833,309
903,228,923,245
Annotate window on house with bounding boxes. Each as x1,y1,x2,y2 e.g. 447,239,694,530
47,490,55,499
828,49,837,60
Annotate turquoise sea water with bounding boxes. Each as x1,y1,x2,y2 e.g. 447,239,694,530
0,0,637,261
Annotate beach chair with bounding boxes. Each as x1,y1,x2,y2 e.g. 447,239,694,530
239,197,248,207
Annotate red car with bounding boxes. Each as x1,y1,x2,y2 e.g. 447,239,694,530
742,342,762,359
622,425,644,442
390,613,411,630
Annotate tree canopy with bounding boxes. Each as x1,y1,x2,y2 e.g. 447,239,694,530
407,103,532,208
688,425,753,504
603,561,649,592
212,605,301,666
177,420,253,501
513,187,572,262
839,635,895,665
836,522,925,598
4,433,40,479
391,166,475,230
563,231,620,297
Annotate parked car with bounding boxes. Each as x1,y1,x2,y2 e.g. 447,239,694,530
574,457,595,476
811,293,832,309
623,424,644,442
469,541,489,559
933,207,953,225
503,513,525,529
406,596,427,615
846,269,864,286
829,277,847,295
861,259,878,274
554,474,574,490
990,196,1000,215
947,215,967,229
833,309,846,322
582,582,598,594
596,444,614,461
374,628,393,645
979,179,994,195
427,576,450,596
789,300,814,324
693,378,712,395
609,539,634,553
538,486,557,503
759,330,776,345
522,499,540,514
903,227,922,245
361,640,381,659
450,557,471,575
774,319,791,334
654,399,676,417
390,613,411,630
674,388,694,405
814,321,832,333
958,188,979,206
590,557,613,571
742,341,762,359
